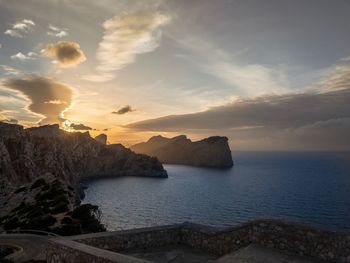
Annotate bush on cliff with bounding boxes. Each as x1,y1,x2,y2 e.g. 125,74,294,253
71,204,106,233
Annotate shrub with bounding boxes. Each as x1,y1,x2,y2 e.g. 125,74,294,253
4,217,19,230
51,223,82,236
52,194,69,204
14,186,27,194
51,202,69,214
71,204,99,220
11,201,26,212
15,204,36,216
25,215,56,229
26,207,44,219
71,204,105,233
30,178,47,190
41,184,50,191
35,188,67,201
61,216,73,224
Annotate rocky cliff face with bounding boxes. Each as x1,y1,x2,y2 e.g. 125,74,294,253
0,122,167,234
94,133,107,145
131,135,234,168
0,122,167,188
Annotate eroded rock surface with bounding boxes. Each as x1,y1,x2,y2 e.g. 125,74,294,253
0,122,167,234
131,135,234,168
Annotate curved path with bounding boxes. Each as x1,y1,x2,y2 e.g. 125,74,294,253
0,234,49,262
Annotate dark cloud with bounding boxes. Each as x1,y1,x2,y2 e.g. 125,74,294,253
69,123,92,130
127,88,350,130
127,88,350,150
42,41,86,68
112,105,134,115
4,76,73,125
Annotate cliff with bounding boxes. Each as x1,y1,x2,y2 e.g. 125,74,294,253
0,122,167,234
0,122,167,188
131,135,234,168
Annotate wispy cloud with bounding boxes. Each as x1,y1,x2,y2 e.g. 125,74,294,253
0,65,22,76
174,37,288,96
11,52,38,61
42,41,86,68
4,19,35,38
83,12,171,82
127,60,350,150
47,24,68,38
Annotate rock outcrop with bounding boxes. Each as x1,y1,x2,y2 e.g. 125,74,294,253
0,122,167,188
131,135,234,168
94,134,107,145
0,122,167,234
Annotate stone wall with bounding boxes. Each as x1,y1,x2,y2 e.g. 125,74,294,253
46,238,151,263
73,224,181,252
181,220,350,262
72,220,350,263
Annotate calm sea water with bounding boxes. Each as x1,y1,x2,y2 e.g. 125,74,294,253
83,152,350,232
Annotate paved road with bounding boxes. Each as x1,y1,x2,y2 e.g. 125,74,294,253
0,234,49,262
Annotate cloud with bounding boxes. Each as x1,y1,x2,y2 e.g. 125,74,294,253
174,37,288,96
0,65,22,76
0,118,18,124
4,19,35,38
317,63,350,92
127,86,350,150
11,52,38,61
83,12,170,82
127,88,350,131
42,41,86,68
47,24,68,38
111,105,135,115
3,76,74,125
69,123,92,130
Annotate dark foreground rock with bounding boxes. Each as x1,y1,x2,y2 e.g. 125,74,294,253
131,135,234,168
0,122,167,234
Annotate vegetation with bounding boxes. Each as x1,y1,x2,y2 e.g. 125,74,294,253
30,178,47,190
14,186,27,194
52,204,105,235
1,180,105,236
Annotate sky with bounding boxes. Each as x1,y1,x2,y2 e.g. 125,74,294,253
0,0,350,150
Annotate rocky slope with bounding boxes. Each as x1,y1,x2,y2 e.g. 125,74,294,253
0,122,167,234
0,122,167,188
131,135,234,168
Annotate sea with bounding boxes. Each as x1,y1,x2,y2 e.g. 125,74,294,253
83,151,350,232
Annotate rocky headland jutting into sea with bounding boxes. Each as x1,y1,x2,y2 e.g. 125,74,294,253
0,122,167,234
131,135,234,168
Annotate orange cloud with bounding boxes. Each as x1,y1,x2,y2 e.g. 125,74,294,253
42,41,86,68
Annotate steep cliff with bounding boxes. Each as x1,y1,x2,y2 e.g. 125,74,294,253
131,135,234,168
95,133,107,145
0,122,167,234
0,122,167,188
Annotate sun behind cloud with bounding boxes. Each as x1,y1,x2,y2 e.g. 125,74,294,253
4,76,74,125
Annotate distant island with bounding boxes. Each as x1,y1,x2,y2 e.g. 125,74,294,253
0,122,166,235
131,135,234,168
